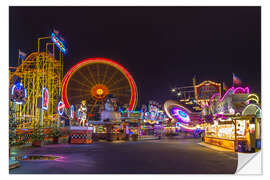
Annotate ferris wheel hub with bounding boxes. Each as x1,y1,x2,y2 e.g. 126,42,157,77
91,84,109,100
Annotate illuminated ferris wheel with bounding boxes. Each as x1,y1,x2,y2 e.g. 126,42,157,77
61,57,138,113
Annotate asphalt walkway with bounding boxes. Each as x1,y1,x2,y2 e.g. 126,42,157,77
10,138,237,174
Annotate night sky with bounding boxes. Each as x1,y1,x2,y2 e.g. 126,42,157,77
9,7,261,107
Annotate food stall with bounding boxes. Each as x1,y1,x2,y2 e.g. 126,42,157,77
202,87,261,152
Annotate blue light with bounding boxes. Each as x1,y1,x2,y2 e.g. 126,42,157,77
11,82,26,104
58,101,64,115
176,122,181,127
12,83,23,95
51,33,67,53
171,107,191,123
70,105,74,118
15,83,23,91
178,110,187,118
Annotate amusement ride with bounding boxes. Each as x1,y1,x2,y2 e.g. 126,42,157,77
61,57,138,115
9,35,63,129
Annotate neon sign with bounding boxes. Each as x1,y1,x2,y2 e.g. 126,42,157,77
51,32,66,53
70,105,74,119
208,86,250,106
11,83,27,104
195,80,222,100
41,88,49,110
58,101,65,115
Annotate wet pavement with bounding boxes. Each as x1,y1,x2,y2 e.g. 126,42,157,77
9,138,237,174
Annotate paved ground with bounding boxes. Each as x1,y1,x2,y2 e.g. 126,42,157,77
9,138,237,174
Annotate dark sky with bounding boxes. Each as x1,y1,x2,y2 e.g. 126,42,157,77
9,7,261,107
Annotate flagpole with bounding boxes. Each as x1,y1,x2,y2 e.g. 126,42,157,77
232,73,234,87
18,49,20,66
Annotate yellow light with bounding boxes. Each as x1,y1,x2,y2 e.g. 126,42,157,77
96,88,103,95
204,137,235,150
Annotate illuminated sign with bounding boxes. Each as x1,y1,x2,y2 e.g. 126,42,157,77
147,100,161,120
195,81,221,100
41,88,49,110
51,32,66,53
11,82,27,104
58,101,65,115
70,105,74,119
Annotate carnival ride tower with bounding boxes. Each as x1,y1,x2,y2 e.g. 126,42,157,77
9,36,63,129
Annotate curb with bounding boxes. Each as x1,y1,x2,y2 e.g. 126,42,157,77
9,159,20,170
198,142,234,152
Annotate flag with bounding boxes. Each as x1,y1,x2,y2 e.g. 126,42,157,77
53,29,65,42
59,36,65,42
18,49,27,60
233,73,242,85
53,29,60,36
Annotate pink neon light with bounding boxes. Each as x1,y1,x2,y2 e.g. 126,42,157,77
208,93,220,105
207,86,250,108
219,87,234,102
233,87,250,94
215,114,227,119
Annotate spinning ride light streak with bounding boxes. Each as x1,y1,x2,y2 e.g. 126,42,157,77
164,100,196,130
171,107,191,123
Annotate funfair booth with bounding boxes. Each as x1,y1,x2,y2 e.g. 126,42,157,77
202,87,261,152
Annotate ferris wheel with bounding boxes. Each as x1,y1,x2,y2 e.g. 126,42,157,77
61,57,138,113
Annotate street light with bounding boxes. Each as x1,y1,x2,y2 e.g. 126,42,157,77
177,92,181,96
171,88,176,92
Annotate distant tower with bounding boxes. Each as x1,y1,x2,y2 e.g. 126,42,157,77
193,75,196,87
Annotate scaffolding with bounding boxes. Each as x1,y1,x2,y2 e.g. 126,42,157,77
9,36,63,129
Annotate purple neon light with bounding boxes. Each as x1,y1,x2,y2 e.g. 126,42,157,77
171,107,190,123
215,114,227,120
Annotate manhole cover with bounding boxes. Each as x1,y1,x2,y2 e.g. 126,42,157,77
11,155,59,161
